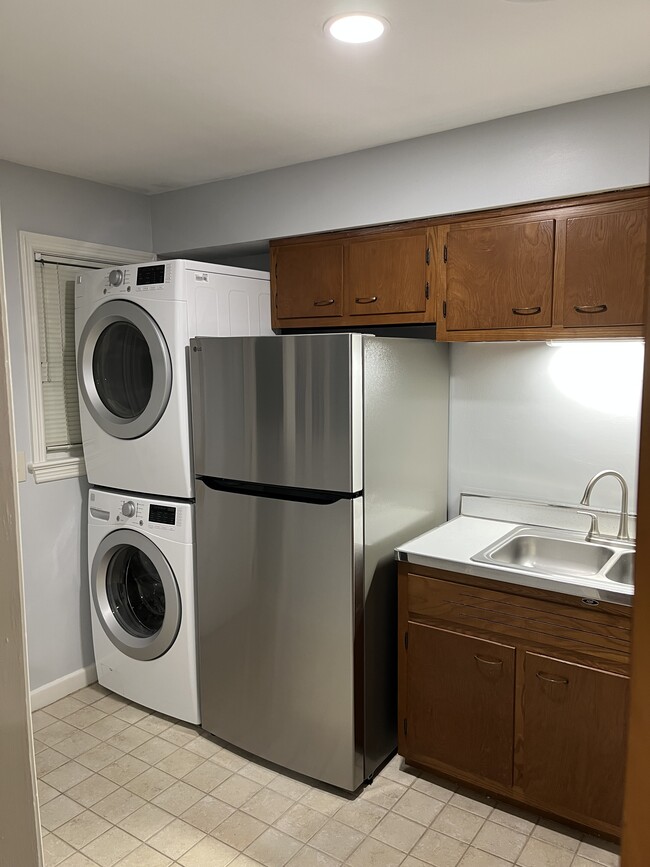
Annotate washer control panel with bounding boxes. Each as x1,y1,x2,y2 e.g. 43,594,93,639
88,489,190,541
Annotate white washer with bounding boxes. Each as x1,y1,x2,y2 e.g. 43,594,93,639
88,487,200,724
76,259,272,498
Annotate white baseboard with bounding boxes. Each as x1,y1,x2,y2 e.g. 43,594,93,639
30,664,98,711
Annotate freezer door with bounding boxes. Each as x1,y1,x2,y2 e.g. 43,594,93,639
196,480,364,791
190,334,363,493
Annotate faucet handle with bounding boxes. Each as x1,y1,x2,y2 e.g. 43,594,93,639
577,510,600,542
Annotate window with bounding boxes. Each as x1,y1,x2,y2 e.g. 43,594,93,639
19,233,152,482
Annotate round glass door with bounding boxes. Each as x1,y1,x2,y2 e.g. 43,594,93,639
77,300,172,439
106,546,165,638
92,529,181,660
93,322,154,420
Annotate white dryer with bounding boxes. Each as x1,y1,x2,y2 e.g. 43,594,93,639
76,259,272,498
88,487,199,723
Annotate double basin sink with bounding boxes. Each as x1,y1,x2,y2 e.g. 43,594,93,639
472,525,634,587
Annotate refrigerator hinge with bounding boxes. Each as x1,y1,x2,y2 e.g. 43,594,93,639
442,300,447,319
443,244,448,263
404,631,409,650
425,281,430,301
403,718,408,736
425,247,430,265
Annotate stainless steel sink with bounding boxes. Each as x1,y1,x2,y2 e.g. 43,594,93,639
605,551,635,585
482,534,614,578
472,526,621,581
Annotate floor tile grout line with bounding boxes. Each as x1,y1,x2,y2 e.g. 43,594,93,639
34,688,620,866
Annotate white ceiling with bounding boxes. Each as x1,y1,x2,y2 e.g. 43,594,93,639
1,0,649,195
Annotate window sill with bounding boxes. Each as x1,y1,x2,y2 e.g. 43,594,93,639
29,455,86,483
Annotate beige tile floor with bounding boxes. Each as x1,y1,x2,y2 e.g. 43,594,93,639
34,684,620,867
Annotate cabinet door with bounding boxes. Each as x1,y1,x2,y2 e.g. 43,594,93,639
561,203,648,327
406,623,516,787
445,219,555,331
273,242,343,320
521,652,629,828
346,231,427,316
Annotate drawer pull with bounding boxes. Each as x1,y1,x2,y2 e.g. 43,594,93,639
512,306,541,316
313,298,335,307
355,296,378,304
574,304,608,314
536,671,569,685
474,655,503,667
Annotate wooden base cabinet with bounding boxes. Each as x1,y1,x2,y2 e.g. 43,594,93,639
519,653,629,829
398,563,631,837
407,624,516,788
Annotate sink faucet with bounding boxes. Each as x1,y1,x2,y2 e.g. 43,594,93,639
580,470,630,543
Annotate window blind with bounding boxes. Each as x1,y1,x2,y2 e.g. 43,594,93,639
34,262,83,452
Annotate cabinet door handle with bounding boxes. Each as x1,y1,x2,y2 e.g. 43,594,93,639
536,671,569,685
313,299,335,307
355,296,378,304
512,306,541,316
474,654,503,667
574,304,608,314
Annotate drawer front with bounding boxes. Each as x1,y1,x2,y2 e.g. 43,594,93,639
407,572,631,669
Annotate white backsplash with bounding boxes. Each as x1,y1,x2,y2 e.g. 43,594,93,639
448,341,644,517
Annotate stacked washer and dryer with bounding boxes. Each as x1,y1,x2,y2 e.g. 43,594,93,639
76,259,272,724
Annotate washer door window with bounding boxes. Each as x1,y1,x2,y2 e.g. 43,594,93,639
78,300,172,439
92,529,181,660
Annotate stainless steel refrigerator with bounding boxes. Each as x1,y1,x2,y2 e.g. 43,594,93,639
190,333,448,791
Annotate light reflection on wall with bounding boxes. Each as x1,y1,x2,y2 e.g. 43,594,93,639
547,341,644,418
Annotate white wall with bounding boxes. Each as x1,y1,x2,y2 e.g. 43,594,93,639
151,87,650,254
448,342,644,517
0,160,153,691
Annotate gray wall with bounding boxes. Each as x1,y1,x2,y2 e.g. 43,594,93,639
448,342,643,517
0,160,153,691
151,87,650,255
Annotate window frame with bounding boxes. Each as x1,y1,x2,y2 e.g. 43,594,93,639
19,232,153,483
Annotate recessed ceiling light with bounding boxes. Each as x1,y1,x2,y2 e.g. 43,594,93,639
325,13,388,44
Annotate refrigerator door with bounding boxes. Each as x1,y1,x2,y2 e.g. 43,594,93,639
190,333,363,493
196,479,364,791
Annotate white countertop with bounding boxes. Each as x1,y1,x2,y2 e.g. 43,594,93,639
395,514,634,606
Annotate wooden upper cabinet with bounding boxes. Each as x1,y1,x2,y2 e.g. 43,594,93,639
520,652,629,828
346,231,427,316
271,227,433,328
273,242,343,320
270,187,648,337
560,202,648,328
406,623,516,787
444,218,555,331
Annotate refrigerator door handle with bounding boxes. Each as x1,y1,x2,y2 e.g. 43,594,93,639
197,475,362,505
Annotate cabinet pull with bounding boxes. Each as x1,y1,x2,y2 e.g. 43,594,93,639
474,655,503,667
512,306,541,316
313,299,335,307
355,296,379,304
536,671,569,685
574,304,608,314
